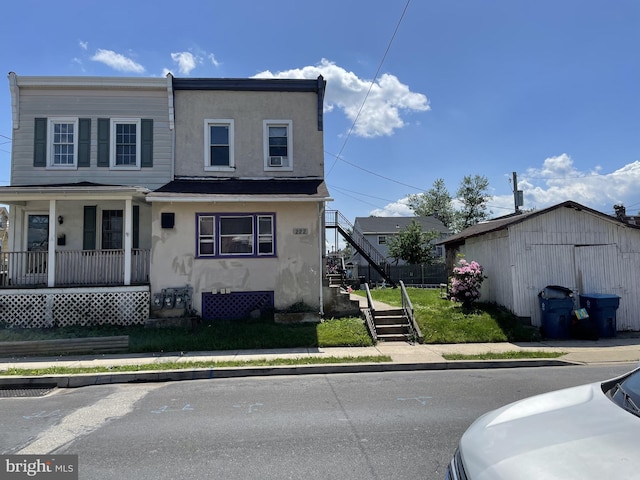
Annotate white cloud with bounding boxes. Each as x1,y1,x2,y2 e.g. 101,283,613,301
253,58,430,138
171,52,199,75
368,155,640,219
79,41,88,51
517,154,640,212
208,53,220,67
369,197,414,217
91,49,145,73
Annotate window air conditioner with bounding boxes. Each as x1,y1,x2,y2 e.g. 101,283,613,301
269,156,286,167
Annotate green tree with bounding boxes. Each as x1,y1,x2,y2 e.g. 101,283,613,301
387,220,440,265
407,178,456,229
454,174,492,232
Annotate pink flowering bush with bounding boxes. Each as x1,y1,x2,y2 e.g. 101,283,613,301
450,257,485,308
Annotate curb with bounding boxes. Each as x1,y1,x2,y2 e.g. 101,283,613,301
0,359,573,389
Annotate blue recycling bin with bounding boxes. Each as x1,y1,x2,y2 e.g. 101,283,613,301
579,294,620,338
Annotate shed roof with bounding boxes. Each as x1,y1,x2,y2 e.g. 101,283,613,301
440,200,640,246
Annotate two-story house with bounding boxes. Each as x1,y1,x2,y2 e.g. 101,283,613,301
1,72,330,326
146,77,330,320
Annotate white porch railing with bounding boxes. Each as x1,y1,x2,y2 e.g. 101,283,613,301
0,249,150,287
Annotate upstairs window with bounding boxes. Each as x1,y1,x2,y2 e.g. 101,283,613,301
263,120,292,171
378,235,387,245
49,118,78,167
34,117,90,168
204,119,234,171
111,119,141,168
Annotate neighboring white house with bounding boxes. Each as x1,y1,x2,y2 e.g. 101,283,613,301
0,73,331,326
440,201,640,331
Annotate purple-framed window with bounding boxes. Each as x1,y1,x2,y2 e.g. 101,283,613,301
196,213,276,258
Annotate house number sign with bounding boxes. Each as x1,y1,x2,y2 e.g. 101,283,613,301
293,228,308,235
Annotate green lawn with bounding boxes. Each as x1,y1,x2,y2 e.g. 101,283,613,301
355,287,540,343
0,317,374,355
0,288,539,356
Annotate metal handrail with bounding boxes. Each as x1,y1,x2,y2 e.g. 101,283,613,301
325,210,395,286
400,280,423,344
363,282,377,341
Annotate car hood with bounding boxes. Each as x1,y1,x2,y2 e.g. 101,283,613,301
460,382,640,480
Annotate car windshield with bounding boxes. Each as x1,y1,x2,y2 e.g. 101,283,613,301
604,369,640,417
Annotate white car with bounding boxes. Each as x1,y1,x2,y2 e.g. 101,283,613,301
446,367,640,479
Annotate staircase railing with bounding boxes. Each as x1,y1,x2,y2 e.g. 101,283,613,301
325,210,395,286
363,283,377,342
400,280,423,344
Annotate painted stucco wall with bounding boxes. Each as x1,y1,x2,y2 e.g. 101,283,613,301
173,90,324,178
150,201,324,314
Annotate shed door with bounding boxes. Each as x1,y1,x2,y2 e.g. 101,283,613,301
574,245,621,295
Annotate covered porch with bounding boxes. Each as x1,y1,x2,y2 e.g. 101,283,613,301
0,183,151,289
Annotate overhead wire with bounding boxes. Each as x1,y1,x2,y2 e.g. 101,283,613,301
326,0,412,177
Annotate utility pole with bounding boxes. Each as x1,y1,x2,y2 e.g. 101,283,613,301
513,172,523,213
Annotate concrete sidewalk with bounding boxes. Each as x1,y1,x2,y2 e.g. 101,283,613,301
0,336,639,388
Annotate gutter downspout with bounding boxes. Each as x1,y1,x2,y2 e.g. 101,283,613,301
318,201,324,317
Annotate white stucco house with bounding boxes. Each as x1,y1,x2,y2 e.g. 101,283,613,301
440,201,640,332
0,72,330,326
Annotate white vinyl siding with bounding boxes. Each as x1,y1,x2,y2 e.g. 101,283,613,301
11,86,172,189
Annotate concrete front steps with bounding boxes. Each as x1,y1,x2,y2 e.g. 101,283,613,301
374,308,411,342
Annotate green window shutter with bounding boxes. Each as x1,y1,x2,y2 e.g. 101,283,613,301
97,118,110,167
141,119,153,167
83,206,97,250
34,118,47,167
78,118,91,167
133,205,140,249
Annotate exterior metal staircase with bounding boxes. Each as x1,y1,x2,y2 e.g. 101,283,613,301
325,210,396,287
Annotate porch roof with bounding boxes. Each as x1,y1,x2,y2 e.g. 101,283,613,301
0,182,150,203
146,178,333,203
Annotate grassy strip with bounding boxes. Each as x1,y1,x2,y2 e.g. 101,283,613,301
443,351,566,361
0,317,374,354
0,355,392,376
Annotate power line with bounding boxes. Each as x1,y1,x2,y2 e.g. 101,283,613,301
326,0,412,177
325,150,425,192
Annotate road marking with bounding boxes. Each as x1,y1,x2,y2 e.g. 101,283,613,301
397,396,432,406
18,384,162,454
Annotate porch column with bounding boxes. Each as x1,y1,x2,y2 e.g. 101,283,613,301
124,198,132,285
47,200,57,287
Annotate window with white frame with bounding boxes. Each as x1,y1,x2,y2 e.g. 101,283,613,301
111,119,141,168
196,213,275,258
204,119,234,170
48,118,78,167
378,235,387,245
263,120,292,170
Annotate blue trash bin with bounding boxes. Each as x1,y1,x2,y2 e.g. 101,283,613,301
539,297,574,339
539,286,575,339
579,294,620,338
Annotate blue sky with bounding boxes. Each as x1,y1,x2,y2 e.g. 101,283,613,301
2,0,640,225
